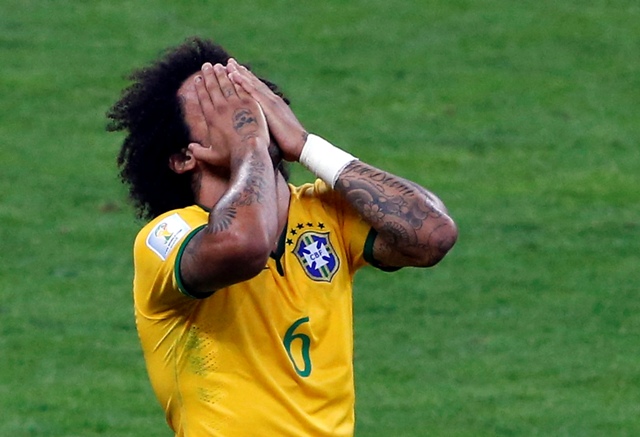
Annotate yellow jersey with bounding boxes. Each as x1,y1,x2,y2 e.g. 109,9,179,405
133,180,377,436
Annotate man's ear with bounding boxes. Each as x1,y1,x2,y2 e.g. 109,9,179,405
168,148,197,174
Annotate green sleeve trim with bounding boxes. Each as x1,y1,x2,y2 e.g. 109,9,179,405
363,228,378,265
363,228,402,272
174,224,215,299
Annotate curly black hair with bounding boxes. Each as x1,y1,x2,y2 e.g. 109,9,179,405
107,37,288,219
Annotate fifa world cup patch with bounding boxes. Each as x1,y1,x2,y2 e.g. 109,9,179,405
293,231,340,282
146,213,192,261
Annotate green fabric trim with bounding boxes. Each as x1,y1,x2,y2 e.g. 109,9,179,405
363,228,377,265
363,228,402,272
270,223,288,277
174,224,215,299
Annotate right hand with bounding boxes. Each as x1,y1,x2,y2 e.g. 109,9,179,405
226,59,307,162
188,62,269,167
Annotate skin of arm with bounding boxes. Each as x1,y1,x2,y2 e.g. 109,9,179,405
227,59,457,268
334,163,457,267
178,63,280,294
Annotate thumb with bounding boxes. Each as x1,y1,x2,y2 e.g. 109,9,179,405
188,142,227,166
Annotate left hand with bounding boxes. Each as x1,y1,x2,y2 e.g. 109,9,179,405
227,59,307,162
188,62,269,167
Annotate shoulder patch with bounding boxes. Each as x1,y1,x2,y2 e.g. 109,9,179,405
293,231,340,282
146,213,192,261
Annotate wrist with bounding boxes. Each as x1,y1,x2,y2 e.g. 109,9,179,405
289,131,308,162
299,134,358,188
230,136,268,158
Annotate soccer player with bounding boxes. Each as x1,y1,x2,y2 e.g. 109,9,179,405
108,37,457,437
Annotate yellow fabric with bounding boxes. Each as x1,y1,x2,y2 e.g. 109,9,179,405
133,180,372,437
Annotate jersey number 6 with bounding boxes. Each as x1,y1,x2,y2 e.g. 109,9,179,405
283,317,312,378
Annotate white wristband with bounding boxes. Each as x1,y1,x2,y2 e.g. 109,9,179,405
299,134,358,188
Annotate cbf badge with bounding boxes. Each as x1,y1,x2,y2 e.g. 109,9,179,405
293,231,340,282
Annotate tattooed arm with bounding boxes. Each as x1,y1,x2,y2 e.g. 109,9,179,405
182,147,278,293
335,162,457,268
228,59,457,268
177,63,279,294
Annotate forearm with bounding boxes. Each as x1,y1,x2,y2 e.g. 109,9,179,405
181,144,278,294
299,135,457,267
208,144,278,245
227,63,457,266
335,160,454,258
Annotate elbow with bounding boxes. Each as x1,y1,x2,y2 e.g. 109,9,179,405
226,232,273,280
420,218,458,267
182,227,274,295
232,233,273,274
437,219,458,260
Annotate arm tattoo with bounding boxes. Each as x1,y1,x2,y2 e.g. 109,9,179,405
335,162,443,248
207,150,268,235
209,208,237,234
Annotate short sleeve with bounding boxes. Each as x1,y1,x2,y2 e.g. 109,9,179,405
309,179,401,273
309,180,373,273
132,208,208,318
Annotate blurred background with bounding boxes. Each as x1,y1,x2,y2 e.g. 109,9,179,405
1,0,638,435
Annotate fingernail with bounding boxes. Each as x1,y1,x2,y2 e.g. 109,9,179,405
202,62,213,70
194,76,202,83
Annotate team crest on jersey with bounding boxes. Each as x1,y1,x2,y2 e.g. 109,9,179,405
146,213,191,261
293,231,340,282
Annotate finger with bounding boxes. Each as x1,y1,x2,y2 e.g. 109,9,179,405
228,70,261,100
226,59,244,89
226,60,251,85
228,64,272,101
194,73,216,123
234,61,249,73
226,58,239,74
200,62,226,109
178,81,208,144
235,63,261,84
227,70,245,89
213,63,238,101
225,72,259,105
